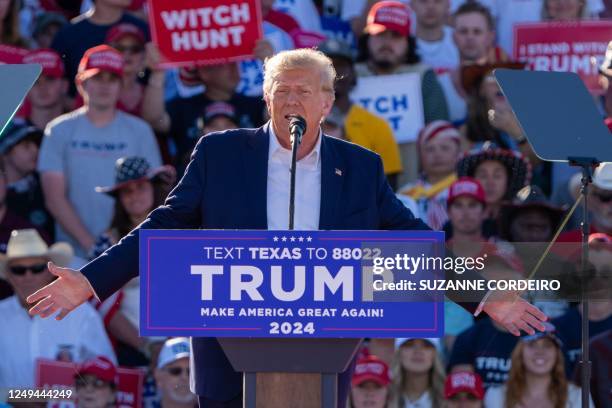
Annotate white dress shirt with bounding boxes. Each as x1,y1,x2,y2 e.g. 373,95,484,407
266,124,322,230
0,296,116,389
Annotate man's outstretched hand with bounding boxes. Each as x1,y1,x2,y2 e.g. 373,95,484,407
482,290,548,336
26,262,95,320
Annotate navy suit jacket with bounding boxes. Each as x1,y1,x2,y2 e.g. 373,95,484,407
81,124,481,400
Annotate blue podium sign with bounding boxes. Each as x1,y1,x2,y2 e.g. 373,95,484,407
140,230,445,338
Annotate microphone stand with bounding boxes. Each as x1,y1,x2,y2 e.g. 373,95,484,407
287,116,305,230
289,133,299,230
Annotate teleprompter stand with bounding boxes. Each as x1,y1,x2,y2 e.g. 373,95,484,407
495,69,612,408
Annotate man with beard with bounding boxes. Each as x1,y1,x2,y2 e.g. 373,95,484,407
154,338,197,408
355,0,449,184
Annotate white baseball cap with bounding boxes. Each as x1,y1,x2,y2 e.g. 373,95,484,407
395,337,441,350
593,163,612,191
157,337,190,369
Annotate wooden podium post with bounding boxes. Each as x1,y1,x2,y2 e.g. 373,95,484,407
218,338,362,408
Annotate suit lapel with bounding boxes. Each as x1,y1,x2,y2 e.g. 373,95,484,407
319,135,345,230
242,124,270,229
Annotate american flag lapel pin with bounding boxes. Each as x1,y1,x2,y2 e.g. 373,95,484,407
335,168,342,176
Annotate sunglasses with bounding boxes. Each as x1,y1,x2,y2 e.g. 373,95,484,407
594,192,612,203
75,378,110,389
165,366,189,376
9,263,47,276
115,45,144,55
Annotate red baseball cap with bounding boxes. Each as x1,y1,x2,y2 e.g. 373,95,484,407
447,177,486,206
351,356,391,387
77,45,124,82
22,48,64,78
76,356,117,385
106,23,145,45
444,371,484,399
364,1,412,37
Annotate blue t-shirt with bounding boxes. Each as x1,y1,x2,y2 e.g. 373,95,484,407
448,317,518,388
51,13,149,95
553,306,612,376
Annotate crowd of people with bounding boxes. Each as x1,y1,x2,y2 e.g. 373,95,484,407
0,0,611,407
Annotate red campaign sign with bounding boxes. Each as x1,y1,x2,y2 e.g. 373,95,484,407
513,21,612,93
35,359,145,408
148,0,263,68
0,45,29,64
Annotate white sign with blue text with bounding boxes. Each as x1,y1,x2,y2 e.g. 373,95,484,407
351,72,424,143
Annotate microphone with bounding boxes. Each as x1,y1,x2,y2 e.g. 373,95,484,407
285,114,307,146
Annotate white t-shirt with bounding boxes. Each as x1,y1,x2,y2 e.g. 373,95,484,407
416,26,460,72
0,296,116,388
484,384,595,407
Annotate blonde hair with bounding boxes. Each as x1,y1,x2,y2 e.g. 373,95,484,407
389,341,446,407
262,48,337,97
505,340,568,408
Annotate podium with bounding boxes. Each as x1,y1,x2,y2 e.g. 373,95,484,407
219,338,361,407
140,229,445,408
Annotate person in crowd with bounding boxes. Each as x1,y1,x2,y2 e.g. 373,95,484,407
443,371,485,408
0,0,28,46
484,322,594,407
411,0,460,73
0,121,54,242
459,63,526,151
38,45,162,259
318,37,403,188
599,41,612,119
439,1,508,124
448,255,529,388
149,61,266,172
349,355,391,408
498,185,572,318
51,0,149,97
0,166,42,252
559,163,612,242
542,0,594,20
0,229,115,388
390,338,445,407
574,329,611,408
31,11,67,49
456,142,532,237
552,234,612,375
356,0,450,183
89,156,173,366
198,102,240,135
397,121,461,230
22,48,69,131
154,337,197,408
74,355,118,408
443,177,489,352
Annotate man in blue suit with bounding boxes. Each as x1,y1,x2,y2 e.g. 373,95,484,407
27,48,547,407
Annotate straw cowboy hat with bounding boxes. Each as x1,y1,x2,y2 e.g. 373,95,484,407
0,229,73,278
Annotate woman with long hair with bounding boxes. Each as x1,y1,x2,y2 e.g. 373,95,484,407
389,338,445,408
484,323,594,407
90,156,174,366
